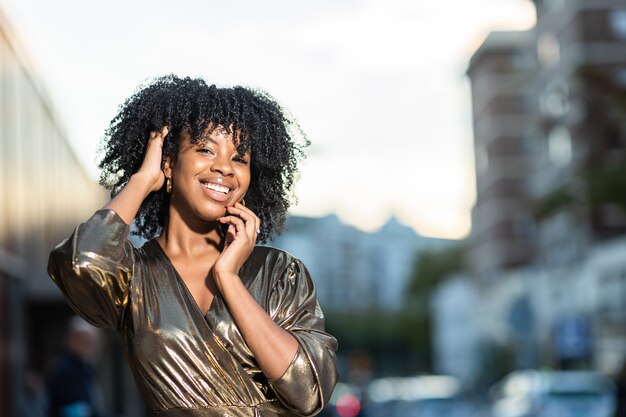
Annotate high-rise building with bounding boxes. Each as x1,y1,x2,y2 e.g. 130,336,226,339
469,0,626,280
463,0,626,371
529,0,626,268
528,0,626,372
466,30,537,284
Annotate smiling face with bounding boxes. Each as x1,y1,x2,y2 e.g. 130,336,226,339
164,125,251,222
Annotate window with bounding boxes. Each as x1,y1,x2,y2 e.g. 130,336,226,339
489,96,527,115
537,32,560,67
610,9,626,40
548,126,572,167
513,215,535,240
599,268,626,312
540,80,569,119
475,144,489,175
614,67,626,88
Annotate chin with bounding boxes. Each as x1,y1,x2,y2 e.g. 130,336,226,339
195,211,223,223
200,204,229,221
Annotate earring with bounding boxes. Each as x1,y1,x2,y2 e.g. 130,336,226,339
241,198,246,206
166,177,172,193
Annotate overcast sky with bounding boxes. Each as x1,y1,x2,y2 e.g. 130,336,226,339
1,0,535,238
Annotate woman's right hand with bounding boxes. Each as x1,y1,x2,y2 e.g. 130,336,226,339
135,126,169,193
103,126,170,224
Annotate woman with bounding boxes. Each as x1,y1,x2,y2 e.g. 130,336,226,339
48,75,338,417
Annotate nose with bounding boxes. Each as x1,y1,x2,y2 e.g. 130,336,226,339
210,152,234,176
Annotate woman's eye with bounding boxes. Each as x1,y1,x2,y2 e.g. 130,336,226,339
197,148,214,155
232,155,248,164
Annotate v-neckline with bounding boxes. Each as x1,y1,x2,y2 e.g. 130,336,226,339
149,239,219,317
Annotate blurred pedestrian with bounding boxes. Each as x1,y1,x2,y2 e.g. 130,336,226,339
18,369,47,417
47,76,338,416
46,316,105,417
616,361,626,417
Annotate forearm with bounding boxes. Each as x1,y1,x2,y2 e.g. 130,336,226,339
103,173,155,225
216,272,299,380
48,210,134,329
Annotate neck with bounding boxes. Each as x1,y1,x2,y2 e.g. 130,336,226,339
157,206,223,258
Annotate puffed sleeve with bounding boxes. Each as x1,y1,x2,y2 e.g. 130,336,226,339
47,209,134,330
267,257,339,416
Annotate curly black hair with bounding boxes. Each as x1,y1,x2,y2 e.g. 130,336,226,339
97,75,308,243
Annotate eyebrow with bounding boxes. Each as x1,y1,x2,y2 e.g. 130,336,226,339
196,137,249,154
198,136,218,145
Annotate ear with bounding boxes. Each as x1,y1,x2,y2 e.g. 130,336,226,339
163,153,175,178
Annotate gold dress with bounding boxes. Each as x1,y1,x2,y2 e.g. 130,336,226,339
47,210,338,417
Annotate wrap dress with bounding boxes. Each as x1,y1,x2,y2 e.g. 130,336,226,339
47,209,338,417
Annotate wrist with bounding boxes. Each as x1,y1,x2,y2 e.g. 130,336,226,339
129,172,160,195
212,270,239,289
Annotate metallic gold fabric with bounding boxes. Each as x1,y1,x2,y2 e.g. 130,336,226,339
48,210,338,417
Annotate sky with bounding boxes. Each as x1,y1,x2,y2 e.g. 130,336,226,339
1,0,536,239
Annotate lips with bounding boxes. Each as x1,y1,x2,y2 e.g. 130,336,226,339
199,179,233,203
202,182,229,194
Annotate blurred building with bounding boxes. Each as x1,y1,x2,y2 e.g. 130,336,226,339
272,215,454,313
0,6,109,416
530,0,626,269
457,0,626,379
430,274,481,384
467,30,537,283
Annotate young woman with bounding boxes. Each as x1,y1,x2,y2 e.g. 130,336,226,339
48,75,338,417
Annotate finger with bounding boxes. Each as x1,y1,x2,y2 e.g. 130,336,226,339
232,202,260,225
227,205,260,236
148,126,168,143
147,134,163,147
220,214,258,244
224,224,236,247
220,216,255,246
226,204,259,224
144,134,165,163
218,215,247,238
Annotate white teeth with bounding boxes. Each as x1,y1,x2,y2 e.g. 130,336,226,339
203,182,229,194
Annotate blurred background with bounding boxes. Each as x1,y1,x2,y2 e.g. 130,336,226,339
2,0,626,416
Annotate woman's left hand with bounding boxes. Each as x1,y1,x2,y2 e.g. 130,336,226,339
213,202,261,282
212,203,300,383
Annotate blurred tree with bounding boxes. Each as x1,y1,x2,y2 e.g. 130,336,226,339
324,245,466,378
577,65,626,237
403,245,466,372
534,184,575,220
536,65,626,237
325,310,423,377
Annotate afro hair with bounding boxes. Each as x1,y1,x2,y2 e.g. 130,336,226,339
98,75,308,243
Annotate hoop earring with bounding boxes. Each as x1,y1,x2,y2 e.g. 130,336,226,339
166,177,172,193
241,198,246,207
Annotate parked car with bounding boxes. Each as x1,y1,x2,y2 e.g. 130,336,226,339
404,395,473,417
365,375,472,417
490,370,616,417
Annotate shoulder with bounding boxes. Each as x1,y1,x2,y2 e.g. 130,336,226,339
133,239,158,263
248,245,298,267
133,239,178,268
245,245,309,283
248,246,302,270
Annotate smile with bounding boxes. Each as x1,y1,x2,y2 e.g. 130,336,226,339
202,182,230,194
